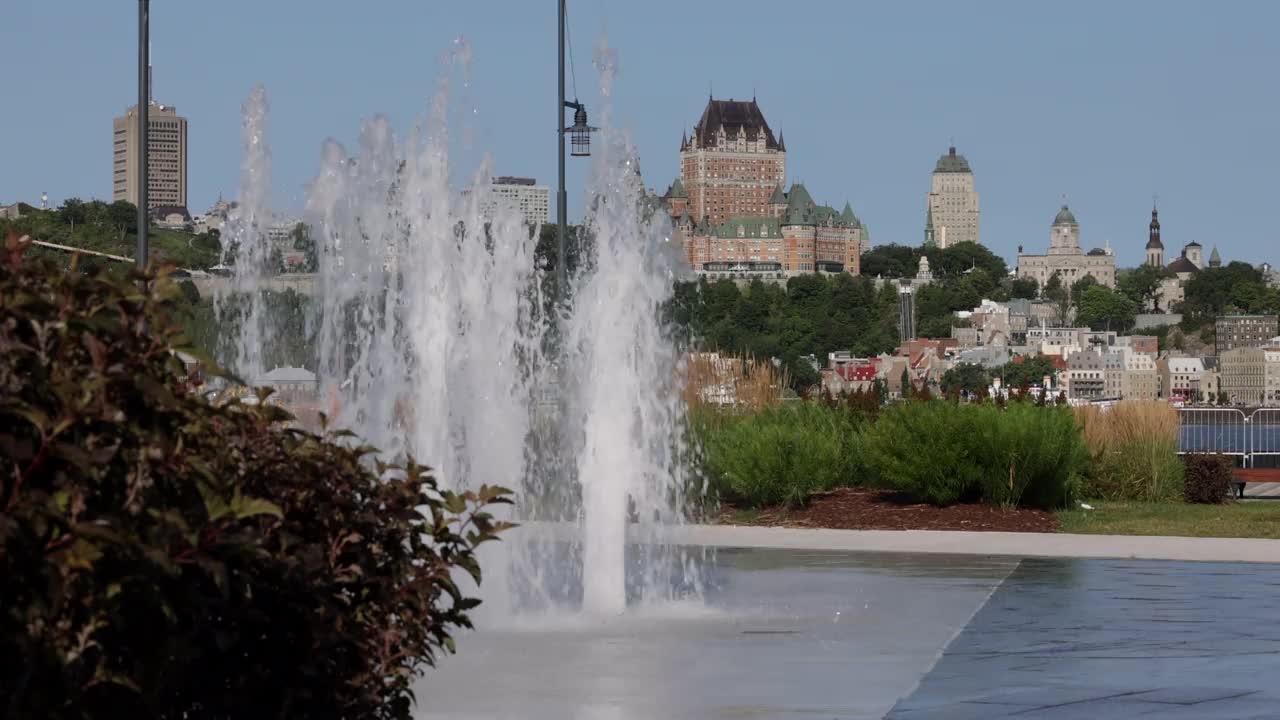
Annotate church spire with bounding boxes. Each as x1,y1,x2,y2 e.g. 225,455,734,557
1146,204,1164,267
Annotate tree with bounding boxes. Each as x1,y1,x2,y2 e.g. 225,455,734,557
106,200,138,235
1042,272,1070,322
1076,284,1138,332
58,197,88,226
934,241,1008,279
787,355,821,393
1069,275,1099,308
859,243,917,278
1181,262,1268,326
291,221,317,272
0,243,510,720
940,362,989,397
996,355,1058,390
1118,263,1169,311
1009,276,1038,300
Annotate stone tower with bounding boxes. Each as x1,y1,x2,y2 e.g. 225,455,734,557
1049,205,1081,255
925,146,980,248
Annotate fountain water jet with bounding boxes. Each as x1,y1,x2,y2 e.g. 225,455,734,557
565,35,695,614
219,85,273,382
226,37,700,617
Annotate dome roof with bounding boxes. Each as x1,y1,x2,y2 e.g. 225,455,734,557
933,146,972,174
1053,205,1077,226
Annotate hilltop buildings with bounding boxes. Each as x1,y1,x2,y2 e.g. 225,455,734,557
1015,204,1117,289
664,97,865,280
677,97,786,227
924,147,980,247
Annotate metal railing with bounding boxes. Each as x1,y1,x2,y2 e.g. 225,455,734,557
1177,407,1280,468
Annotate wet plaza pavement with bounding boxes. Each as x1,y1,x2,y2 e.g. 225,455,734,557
417,547,1280,719
887,558,1280,719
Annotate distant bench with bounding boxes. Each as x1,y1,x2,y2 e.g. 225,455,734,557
1231,469,1280,499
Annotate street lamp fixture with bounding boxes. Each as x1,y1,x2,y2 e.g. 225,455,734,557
567,101,592,157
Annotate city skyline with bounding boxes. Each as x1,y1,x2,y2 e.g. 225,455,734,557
2,0,1278,269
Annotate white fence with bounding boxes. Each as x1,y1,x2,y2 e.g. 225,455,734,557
1177,408,1280,468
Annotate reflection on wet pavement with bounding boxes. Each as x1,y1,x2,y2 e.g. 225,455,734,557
417,550,1280,719
887,558,1280,719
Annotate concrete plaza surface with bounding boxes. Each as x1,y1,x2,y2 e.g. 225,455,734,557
665,524,1280,564
415,525,1280,719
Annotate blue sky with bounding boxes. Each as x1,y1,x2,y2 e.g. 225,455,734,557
3,0,1278,268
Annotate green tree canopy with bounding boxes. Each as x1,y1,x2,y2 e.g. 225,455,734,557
995,355,1058,390
1009,276,1038,300
1076,284,1138,331
940,362,989,396
1117,263,1170,311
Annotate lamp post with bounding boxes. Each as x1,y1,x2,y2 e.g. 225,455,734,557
556,0,592,297
136,0,149,270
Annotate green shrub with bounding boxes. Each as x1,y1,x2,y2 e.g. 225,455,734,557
0,242,510,720
862,400,984,505
863,401,1085,509
698,402,857,508
1183,454,1234,504
971,403,1085,509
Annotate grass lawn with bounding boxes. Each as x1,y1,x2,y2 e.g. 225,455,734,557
1058,500,1280,539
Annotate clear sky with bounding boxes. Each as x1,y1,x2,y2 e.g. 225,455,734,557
3,0,1278,268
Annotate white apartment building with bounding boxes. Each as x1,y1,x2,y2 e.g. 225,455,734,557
924,146,980,247
479,176,549,228
1160,357,1205,400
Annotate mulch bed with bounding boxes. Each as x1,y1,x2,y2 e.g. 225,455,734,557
718,486,1060,533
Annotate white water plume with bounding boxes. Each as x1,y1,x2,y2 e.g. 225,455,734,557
221,36,703,617
219,84,273,382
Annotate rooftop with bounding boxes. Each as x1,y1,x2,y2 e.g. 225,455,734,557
690,97,779,151
933,146,972,174
257,366,317,384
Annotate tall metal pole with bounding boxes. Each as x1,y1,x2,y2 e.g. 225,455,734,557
556,0,567,296
136,0,149,270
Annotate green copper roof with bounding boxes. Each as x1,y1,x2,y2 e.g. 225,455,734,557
925,205,934,229
768,184,787,205
840,202,857,226
784,183,815,224
1210,246,1222,266
933,146,972,174
1053,204,1078,226
664,177,687,199
714,216,783,239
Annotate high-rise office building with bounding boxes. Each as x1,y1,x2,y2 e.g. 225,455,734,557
925,146,980,247
112,102,188,211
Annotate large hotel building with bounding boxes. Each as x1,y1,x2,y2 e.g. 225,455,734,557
112,101,189,211
663,97,864,280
